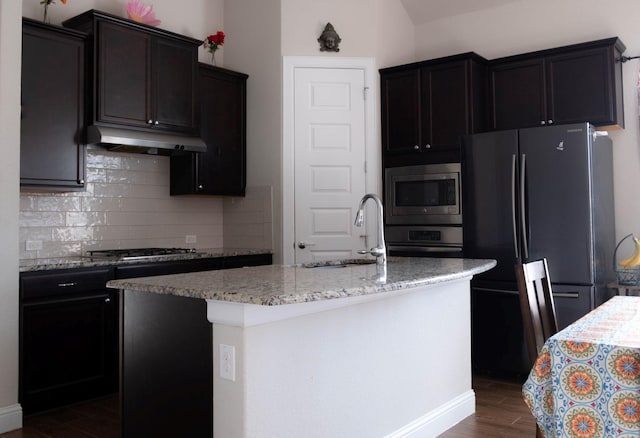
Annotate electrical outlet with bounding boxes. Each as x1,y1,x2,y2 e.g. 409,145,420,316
219,344,236,381
26,240,43,251
186,235,197,244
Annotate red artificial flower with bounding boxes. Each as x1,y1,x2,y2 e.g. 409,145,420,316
210,31,225,46
204,31,225,54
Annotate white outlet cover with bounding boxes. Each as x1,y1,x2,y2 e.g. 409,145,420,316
219,344,236,381
186,235,197,244
26,240,43,251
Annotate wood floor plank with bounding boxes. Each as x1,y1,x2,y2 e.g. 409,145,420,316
1,375,537,438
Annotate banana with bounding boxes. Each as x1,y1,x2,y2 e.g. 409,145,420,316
619,236,640,268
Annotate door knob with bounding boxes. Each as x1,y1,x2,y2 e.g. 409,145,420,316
297,241,316,249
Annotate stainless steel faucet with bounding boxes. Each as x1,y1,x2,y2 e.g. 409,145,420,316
354,193,387,265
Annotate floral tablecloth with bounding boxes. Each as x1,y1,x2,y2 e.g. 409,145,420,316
522,296,640,437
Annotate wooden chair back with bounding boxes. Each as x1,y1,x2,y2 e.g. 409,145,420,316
515,258,558,365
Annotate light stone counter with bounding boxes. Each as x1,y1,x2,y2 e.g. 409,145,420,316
106,256,496,306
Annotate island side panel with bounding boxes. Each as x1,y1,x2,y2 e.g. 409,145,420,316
121,290,213,438
212,278,474,437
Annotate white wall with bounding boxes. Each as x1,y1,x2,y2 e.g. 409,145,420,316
225,0,415,262
224,0,283,261
0,0,22,433
412,0,640,242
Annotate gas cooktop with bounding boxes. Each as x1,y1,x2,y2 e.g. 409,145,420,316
86,248,198,261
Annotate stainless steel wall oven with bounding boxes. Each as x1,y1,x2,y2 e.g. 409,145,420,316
385,163,461,225
384,163,462,256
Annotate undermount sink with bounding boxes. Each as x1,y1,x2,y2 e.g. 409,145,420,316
301,258,377,268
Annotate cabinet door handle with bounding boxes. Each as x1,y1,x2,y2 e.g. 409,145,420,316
425,144,431,149
105,298,111,303
147,119,154,124
553,292,579,299
57,282,78,288
540,120,546,125
154,120,159,126
413,145,420,150
548,119,553,124
198,184,204,190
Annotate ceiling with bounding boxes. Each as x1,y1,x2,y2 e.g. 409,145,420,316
399,0,521,25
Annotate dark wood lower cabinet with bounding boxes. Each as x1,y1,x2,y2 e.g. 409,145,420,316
19,253,271,422
19,267,118,415
121,291,212,438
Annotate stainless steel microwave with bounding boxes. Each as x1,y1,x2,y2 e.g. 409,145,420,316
385,163,462,225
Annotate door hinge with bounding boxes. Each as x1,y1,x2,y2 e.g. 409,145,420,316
363,86,369,100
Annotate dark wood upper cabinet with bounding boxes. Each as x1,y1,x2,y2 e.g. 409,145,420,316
490,58,546,131
423,60,474,153
171,64,248,196
97,21,150,128
380,69,421,158
63,9,200,135
380,53,488,167
20,19,86,190
490,37,625,130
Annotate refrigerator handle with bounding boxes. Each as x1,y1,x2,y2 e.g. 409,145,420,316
520,153,529,260
511,154,519,259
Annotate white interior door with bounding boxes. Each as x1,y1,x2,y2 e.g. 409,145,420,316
293,67,367,264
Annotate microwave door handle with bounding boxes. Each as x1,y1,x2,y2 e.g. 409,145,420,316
520,153,529,260
511,154,519,259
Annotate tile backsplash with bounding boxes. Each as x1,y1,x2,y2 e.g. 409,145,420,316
19,150,272,259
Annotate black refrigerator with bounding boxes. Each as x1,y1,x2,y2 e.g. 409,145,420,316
462,122,615,379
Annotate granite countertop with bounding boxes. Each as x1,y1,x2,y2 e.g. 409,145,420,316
19,248,272,272
106,257,496,306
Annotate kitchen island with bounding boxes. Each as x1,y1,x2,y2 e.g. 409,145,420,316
108,257,495,438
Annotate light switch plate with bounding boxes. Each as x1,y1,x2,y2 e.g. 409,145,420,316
186,235,197,244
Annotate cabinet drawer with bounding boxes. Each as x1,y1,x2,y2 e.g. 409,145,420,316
21,267,115,300
552,284,592,330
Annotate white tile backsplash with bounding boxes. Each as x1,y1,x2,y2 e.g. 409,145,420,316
19,150,229,259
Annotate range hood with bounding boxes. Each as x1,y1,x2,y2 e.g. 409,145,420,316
86,125,207,154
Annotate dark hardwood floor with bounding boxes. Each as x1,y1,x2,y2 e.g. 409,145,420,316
439,375,537,437
0,395,119,438
0,375,535,437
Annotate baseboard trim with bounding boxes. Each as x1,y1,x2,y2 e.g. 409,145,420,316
0,404,22,434
385,390,475,438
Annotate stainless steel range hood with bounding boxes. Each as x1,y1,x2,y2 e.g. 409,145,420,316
86,125,207,154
